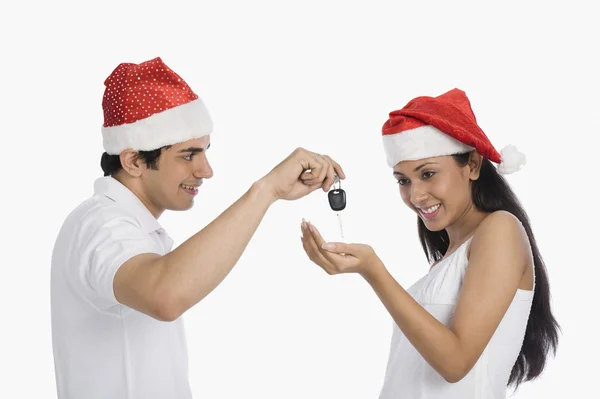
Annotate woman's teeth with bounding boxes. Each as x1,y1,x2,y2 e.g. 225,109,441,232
421,204,440,214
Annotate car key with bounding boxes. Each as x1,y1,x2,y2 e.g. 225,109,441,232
328,176,346,239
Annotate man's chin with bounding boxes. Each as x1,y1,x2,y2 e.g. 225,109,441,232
167,200,194,212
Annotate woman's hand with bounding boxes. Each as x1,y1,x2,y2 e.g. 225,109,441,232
300,219,385,280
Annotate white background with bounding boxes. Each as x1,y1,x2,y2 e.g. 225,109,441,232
1,0,598,397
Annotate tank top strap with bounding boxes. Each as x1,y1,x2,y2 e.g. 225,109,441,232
460,234,475,257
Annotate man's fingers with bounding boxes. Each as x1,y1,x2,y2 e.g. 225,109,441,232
294,148,317,176
319,155,346,182
323,155,346,180
319,156,337,192
298,150,325,183
303,154,338,190
312,153,329,185
295,149,345,193
300,169,315,182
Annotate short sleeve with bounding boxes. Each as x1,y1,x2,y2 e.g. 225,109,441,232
76,207,162,309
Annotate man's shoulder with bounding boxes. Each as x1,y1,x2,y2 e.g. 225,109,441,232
61,194,143,235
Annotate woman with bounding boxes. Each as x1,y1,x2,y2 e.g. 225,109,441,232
300,89,560,398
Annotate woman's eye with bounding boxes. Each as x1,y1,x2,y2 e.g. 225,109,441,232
422,171,435,179
396,179,409,186
183,154,194,161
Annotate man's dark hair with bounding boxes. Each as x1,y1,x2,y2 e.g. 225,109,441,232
100,146,172,176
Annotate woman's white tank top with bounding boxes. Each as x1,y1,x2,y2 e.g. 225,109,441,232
378,236,535,399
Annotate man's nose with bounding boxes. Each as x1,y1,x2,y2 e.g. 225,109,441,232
193,156,213,179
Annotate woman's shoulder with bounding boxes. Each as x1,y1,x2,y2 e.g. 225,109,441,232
477,210,525,236
482,210,522,226
469,210,530,258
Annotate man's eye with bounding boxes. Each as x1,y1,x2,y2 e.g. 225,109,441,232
183,154,194,161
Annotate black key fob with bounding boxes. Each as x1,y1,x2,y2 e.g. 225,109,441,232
328,188,346,211
328,176,346,211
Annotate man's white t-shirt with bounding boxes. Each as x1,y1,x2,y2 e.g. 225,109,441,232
51,177,193,399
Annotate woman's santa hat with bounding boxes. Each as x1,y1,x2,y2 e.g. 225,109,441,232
101,57,213,155
381,88,526,174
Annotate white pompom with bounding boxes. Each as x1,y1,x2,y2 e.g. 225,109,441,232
497,145,526,175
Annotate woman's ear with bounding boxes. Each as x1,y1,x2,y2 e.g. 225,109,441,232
468,151,483,181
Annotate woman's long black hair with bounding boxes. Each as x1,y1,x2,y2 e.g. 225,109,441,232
417,152,560,389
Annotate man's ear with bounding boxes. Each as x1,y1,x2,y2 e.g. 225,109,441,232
119,149,144,177
468,151,483,181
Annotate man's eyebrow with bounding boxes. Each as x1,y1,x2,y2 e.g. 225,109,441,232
178,143,211,153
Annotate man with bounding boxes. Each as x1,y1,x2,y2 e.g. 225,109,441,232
50,57,345,399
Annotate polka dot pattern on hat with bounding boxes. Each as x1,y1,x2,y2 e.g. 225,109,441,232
102,57,199,128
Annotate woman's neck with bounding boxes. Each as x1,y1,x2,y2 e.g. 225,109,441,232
445,203,489,252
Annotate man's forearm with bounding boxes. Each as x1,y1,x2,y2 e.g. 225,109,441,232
158,178,277,314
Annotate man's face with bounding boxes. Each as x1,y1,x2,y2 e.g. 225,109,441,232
139,136,213,215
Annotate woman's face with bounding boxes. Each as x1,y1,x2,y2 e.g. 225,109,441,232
392,154,482,231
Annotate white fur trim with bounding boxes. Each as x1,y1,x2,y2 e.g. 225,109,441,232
382,125,474,167
101,98,213,155
497,144,526,174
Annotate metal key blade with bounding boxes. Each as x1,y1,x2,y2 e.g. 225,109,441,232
337,213,344,239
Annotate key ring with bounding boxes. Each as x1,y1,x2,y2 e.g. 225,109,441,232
333,175,341,190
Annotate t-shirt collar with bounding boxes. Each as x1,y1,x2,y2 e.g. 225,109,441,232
94,176,164,234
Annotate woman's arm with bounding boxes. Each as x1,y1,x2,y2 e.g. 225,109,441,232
363,211,530,382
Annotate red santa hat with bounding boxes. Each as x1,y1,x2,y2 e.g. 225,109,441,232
101,57,212,155
381,88,526,174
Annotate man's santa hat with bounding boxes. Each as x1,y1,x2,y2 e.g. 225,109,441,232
101,57,212,155
381,88,526,174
